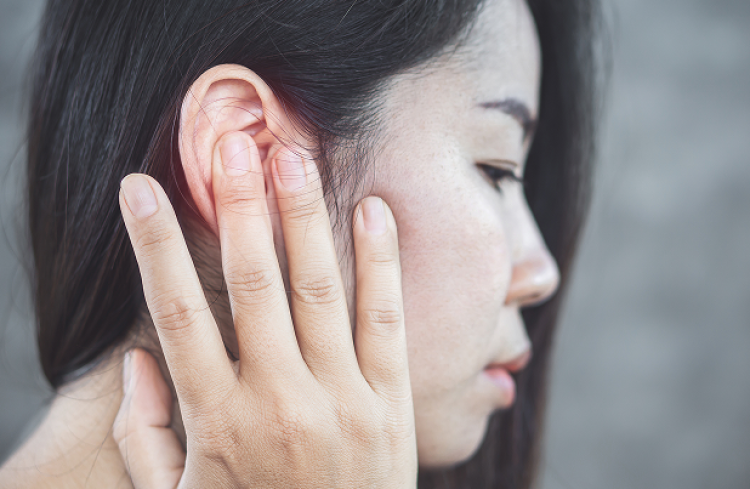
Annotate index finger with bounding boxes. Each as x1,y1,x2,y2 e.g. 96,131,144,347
119,174,235,408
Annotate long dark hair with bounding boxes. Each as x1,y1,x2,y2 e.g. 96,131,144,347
27,0,599,487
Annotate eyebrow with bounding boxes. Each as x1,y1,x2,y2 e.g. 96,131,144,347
478,98,538,141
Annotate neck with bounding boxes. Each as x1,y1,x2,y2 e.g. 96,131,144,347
0,220,243,487
0,355,132,488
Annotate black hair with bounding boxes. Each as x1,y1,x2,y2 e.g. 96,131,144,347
27,0,600,487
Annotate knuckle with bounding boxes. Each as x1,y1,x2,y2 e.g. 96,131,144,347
361,299,403,333
190,399,246,449
274,409,312,447
266,402,324,454
259,388,338,454
332,401,371,443
150,295,202,332
283,198,328,226
292,274,342,306
224,264,278,298
217,180,263,210
362,251,401,284
132,221,175,256
366,247,398,267
193,418,243,462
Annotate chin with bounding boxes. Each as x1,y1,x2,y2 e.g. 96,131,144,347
416,414,490,469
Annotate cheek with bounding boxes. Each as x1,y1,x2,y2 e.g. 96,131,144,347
378,166,513,398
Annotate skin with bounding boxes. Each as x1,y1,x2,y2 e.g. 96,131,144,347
0,0,557,485
379,0,558,465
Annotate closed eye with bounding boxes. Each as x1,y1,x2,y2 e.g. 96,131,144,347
477,163,523,192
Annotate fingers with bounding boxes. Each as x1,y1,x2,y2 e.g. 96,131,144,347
113,349,185,489
271,147,358,383
352,198,412,401
211,132,307,380
120,174,234,407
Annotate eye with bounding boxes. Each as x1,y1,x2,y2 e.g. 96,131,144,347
477,163,523,192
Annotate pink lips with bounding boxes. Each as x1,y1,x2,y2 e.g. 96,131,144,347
485,349,532,373
483,366,516,404
482,349,531,406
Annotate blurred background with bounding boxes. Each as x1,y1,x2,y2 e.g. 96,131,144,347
0,0,748,487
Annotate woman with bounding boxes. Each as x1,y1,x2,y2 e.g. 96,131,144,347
0,0,598,487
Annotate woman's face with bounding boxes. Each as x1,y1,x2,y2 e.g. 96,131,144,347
182,0,556,470
349,0,559,467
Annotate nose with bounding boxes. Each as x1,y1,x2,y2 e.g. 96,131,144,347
505,251,559,307
504,201,560,308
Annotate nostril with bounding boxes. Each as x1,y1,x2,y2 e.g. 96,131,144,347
521,292,543,306
506,253,560,307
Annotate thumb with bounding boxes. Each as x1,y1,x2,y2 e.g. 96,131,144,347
113,348,185,489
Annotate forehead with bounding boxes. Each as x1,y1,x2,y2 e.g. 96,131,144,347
381,0,541,134
464,0,541,112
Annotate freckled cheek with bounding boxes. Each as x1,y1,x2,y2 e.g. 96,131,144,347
394,193,513,389
400,197,511,302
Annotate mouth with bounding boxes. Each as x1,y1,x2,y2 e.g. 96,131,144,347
481,349,531,407
484,348,532,373
483,366,516,405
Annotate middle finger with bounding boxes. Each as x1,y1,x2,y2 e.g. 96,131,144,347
212,131,308,382
272,146,359,386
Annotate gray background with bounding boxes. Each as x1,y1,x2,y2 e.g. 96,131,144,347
1,1,748,488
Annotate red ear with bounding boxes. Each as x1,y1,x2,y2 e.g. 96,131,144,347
177,65,295,235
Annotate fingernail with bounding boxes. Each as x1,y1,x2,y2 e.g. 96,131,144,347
122,350,133,396
121,175,158,219
276,148,306,191
362,197,386,235
221,133,251,176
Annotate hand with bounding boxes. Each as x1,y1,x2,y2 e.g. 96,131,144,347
112,132,417,488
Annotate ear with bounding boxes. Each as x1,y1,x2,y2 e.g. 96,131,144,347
179,64,304,234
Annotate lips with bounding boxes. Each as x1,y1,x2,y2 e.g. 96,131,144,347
483,365,516,405
481,349,531,407
484,348,531,373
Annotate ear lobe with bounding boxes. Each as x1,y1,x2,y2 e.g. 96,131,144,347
178,64,294,233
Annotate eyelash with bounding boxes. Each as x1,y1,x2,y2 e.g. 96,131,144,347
477,163,523,192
